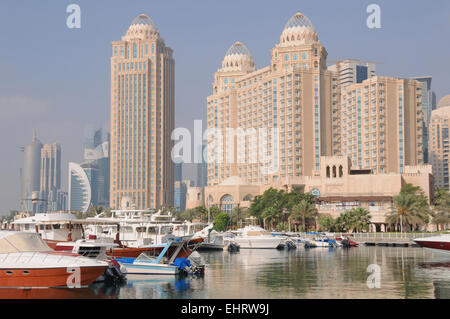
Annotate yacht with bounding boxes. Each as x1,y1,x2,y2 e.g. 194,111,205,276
10,212,85,249
231,226,284,249
414,234,450,255
85,209,207,247
0,231,108,288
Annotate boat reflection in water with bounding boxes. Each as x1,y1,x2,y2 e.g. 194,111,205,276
118,274,193,298
0,285,117,299
417,259,450,299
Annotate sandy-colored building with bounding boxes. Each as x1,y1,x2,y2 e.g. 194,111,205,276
109,14,175,209
187,156,433,232
206,12,340,187
341,76,425,174
429,95,450,189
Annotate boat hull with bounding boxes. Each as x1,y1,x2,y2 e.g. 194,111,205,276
0,266,107,288
414,237,450,256
233,237,283,249
119,263,179,276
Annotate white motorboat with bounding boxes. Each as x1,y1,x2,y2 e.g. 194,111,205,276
197,230,225,251
10,212,85,249
231,226,284,249
414,234,450,256
85,209,207,247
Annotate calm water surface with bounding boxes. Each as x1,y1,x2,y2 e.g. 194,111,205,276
7,247,450,299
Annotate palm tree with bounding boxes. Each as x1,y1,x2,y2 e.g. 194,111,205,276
432,188,450,231
291,200,318,232
262,207,280,230
231,206,248,228
349,208,372,232
386,193,429,232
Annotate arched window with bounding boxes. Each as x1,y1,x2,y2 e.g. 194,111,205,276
339,165,343,177
332,166,337,178
243,194,253,201
220,194,234,214
326,166,330,178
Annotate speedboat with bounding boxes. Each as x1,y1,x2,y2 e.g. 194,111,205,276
0,231,108,288
115,238,194,276
197,229,225,251
414,234,450,256
231,226,284,249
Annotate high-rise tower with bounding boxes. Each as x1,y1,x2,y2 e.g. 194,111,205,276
110,14,175,209
206,12,339,186
21,132,43,212
40,143,61,195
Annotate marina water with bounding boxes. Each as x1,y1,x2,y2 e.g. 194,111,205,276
6,246,450,299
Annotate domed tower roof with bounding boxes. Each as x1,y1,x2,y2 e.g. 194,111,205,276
279,11,319,47
438,95,450,109
123,13,159,41
220,41,255,72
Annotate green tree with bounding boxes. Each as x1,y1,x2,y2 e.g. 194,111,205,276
213,212,231,232
432,188,450,230
291,199,318,232
230,206,249,228
386,185,431,232
335,208,371,233
318,214,336,232
261,207,282,230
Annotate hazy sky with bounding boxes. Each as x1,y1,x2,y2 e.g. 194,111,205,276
0,0,449,214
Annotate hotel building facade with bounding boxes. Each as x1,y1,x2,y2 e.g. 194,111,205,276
341,76,424,174
206,12,340,187
110,14,175,209
188,11,432,230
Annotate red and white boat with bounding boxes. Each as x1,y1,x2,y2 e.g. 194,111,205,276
0,231,108,288
414,234,450,255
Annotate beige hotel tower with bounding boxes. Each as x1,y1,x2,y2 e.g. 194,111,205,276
206,11,425,188
207,12,339,186
110,14,175,209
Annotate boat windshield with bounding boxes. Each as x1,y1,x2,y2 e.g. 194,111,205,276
0,232,52,253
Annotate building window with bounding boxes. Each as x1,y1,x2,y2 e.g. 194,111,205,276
220,194,233,214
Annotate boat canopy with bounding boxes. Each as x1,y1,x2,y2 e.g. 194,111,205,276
0,231,52,254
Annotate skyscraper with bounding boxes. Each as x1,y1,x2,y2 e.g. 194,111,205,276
328,59,376,88
21,132,43,212
110,14,175,209
68,162,92,212
40,142,62,212
84,127,110,207
429,95,450,189
206,12,339,186
196,143,207,187
413,76,436,163
40,143,61,196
